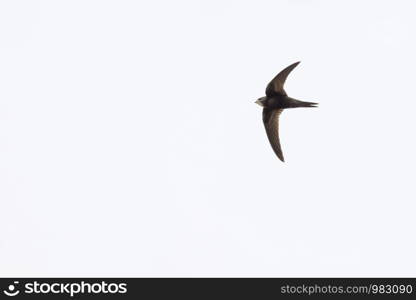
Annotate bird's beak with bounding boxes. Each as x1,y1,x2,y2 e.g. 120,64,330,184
255,100,263,107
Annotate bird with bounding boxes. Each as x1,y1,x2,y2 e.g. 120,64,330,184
255,61,317,162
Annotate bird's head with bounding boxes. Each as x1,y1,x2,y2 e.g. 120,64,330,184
255,96,267,107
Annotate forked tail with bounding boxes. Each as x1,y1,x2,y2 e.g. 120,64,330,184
287,97,318,108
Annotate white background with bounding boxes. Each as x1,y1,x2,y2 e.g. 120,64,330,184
1,0,415,276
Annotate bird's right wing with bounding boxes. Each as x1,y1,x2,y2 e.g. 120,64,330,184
263,109,284,162
265,61,300,97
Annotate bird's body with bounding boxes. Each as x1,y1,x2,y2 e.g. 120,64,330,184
260,94,317,109
255,61,317,162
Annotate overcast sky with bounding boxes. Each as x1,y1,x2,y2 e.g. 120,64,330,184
1,0,416,276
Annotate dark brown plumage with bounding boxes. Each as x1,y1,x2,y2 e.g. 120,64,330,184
255,61,318,162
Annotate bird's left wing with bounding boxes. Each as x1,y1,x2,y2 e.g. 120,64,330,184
265,61,300,97
263,109,285,162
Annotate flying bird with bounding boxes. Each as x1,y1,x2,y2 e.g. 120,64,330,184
255,61,317,162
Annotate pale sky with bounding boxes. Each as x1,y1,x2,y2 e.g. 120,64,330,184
1,0,416,276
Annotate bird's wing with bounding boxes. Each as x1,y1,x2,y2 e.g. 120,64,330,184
263,109,285,162
265,61,300,97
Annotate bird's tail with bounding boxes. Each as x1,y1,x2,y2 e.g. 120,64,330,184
287,97,318,108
